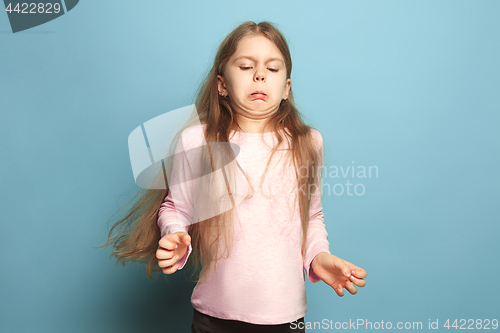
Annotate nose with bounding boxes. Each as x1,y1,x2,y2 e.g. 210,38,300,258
254,67,265,82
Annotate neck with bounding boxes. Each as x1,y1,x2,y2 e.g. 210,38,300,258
235,116,273,133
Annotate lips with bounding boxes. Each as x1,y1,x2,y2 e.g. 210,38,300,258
249,91,267,100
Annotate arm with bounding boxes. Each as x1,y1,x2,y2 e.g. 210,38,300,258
157,131,196,269
303,130,331,283
301,132,368,295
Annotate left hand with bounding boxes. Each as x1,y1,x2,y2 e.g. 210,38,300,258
311,252,367,297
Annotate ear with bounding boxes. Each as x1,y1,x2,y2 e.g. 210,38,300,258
283,78,291,100
217,75,227,96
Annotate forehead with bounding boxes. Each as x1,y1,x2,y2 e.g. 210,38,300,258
231,34,284,63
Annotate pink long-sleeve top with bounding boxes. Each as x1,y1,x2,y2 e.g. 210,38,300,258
157,123,330,325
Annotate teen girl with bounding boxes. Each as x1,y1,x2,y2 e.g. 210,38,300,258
101,21,367,333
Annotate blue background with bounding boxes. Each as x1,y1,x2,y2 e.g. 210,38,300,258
1,1,499,332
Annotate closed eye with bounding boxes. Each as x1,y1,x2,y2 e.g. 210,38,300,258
239,66,279,72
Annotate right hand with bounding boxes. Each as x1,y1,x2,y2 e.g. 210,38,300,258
156,232,191,274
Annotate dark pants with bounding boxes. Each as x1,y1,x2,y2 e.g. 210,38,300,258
191,308,305,333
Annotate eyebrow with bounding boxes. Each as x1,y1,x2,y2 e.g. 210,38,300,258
233,56,284,65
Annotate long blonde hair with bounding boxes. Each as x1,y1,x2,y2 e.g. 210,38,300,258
96,21,324,283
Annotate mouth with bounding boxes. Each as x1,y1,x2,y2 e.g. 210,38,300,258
249,91,268,100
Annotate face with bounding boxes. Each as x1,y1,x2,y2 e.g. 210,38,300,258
217,34,291,132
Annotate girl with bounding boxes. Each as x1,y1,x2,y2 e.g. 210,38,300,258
100,21,367,333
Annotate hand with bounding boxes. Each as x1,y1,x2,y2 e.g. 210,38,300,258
311,252,367,297
156,232,191,274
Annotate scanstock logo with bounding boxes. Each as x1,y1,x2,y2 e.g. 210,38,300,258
3,0,79,33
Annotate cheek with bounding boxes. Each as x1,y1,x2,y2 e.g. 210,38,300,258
271,78,287,94
272,74,287,87
227,79,245,95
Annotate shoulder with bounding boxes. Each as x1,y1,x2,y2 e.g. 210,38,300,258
309,128,324,149
179,123,207,150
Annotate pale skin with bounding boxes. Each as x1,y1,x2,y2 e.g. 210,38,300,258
217,33,291,133
157,33,367,296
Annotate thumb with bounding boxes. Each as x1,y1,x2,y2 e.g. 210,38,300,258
181,233,191,246
332,255,351,278
341,263,351,278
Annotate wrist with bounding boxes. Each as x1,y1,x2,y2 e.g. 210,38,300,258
311,252,329,268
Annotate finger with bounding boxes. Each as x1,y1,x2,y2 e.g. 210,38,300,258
330,256,352,278
349,275,366,288
341,260,366,278
344,280,358,295
331,283,344,297
174,232,190,246
156,247,176,259
181,233,191,246
336,284,345,297
162,264,179,275
158,255,179,268
350,267,367,279
342,265,352,279
158,238,178,251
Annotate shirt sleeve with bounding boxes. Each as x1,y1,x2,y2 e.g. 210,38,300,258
157,131,195,270
303,129,331,283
